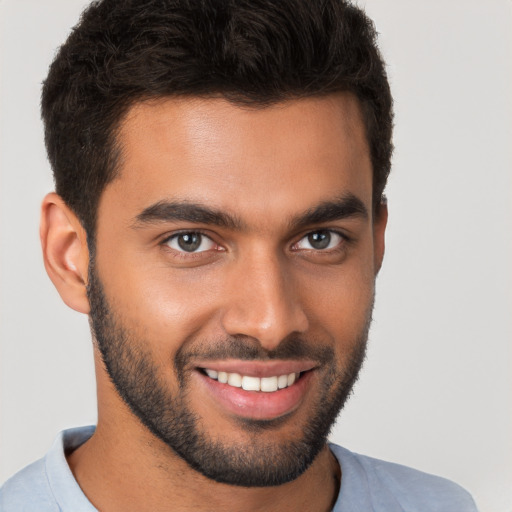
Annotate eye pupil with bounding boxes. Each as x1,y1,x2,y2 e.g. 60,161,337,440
308,231,331,249
177,233,201,252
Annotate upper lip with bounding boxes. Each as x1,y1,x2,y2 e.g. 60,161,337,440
194,359,317,377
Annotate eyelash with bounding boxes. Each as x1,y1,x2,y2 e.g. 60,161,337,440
161,230,222,259
292,230,349,253
160,229,350,257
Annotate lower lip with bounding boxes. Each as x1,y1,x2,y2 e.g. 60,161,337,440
197,370,313,421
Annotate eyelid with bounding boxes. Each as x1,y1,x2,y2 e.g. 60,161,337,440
161,230,222,254
160,228,213,243
292,229,349,251
159,227,349,255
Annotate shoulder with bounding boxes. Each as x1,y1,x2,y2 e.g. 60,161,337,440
0,426,96,512
0,457,59,512
329,443,479,512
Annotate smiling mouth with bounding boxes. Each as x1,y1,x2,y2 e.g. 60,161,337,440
195,362,316,420
200,368,304,392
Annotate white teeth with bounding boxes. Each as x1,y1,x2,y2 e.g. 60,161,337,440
205,369,218,379
277,374,288,389
242,376,261,391
260,376,278,392
227,373,242,388
204,369,300,392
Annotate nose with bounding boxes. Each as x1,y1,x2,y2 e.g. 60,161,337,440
220,248,309,351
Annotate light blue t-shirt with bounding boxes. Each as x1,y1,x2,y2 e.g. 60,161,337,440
0,426,478,511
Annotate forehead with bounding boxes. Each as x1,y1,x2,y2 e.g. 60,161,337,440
101,94,372,227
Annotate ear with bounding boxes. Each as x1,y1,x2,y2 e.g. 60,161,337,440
373,201,388,275
40,193,90,314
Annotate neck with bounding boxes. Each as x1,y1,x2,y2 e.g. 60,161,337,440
68,424,339,512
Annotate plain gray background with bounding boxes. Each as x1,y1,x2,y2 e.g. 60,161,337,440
1,1,511,511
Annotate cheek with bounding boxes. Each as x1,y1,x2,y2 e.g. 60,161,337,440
96,230,376,359
298,258,375,341
101,260,226,354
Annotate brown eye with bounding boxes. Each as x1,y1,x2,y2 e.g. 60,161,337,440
165,232,216,253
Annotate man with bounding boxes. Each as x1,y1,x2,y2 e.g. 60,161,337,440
0,0,478,510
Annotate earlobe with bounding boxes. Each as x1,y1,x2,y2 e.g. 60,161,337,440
40,193,91,314
373,201,388,274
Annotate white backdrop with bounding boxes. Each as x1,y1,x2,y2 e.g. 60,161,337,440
1,1,511,511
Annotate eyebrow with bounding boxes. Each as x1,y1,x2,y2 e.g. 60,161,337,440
132,193,368,231
289,193,369,230
133,200,245,230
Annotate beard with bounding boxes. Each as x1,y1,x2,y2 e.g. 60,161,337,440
87,261,371,487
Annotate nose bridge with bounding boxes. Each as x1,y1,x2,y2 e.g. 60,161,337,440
220,246,308,349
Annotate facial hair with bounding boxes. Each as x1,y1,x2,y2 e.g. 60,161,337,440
87,261,371,487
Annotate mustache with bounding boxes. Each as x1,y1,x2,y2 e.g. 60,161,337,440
175,334,335,371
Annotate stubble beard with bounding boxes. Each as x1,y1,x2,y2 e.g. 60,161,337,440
87,261,372,487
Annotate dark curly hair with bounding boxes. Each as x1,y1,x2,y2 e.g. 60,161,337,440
42,0,393,239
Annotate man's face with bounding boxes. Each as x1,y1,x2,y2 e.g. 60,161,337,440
88,94,384,486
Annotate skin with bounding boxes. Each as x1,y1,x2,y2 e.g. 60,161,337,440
40,93,387,512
